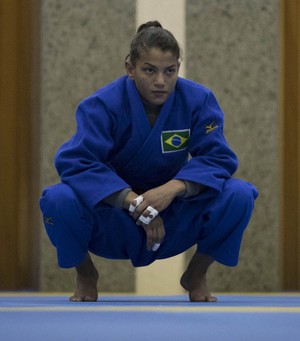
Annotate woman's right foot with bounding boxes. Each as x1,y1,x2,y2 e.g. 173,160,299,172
69,254,99,302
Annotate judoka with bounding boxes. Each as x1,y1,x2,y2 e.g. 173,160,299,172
40,20,258,302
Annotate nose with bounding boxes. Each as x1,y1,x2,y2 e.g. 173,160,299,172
154,72,165,87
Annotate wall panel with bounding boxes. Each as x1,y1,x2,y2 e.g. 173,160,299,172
186,0,280,291
39,0,136,292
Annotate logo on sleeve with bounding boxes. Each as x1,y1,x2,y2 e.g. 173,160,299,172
205,121,218,134
161,129,190,153
43,216,55,226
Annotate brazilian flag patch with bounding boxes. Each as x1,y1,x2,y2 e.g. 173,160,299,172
161,129,190,153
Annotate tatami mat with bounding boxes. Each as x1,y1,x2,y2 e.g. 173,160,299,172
1,293,299,341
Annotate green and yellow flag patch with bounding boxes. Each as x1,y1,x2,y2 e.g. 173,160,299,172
161,129,190,153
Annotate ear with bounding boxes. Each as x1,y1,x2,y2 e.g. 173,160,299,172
125,60,135,79
177,61,181,72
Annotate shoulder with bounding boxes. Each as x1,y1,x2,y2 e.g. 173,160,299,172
176,77,211,97
176,77,221,111
95,75,127,98
79,75,128,110
73,76,129,128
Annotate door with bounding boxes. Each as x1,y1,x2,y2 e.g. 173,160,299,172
0,0,40,290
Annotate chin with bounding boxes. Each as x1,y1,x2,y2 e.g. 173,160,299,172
151,98,168,106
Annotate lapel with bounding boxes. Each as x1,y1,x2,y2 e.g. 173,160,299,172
124,78,176,166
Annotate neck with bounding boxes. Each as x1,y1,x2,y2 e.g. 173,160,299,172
143,101,161,116
142,101,161,127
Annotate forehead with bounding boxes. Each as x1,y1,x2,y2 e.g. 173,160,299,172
137,48,178,66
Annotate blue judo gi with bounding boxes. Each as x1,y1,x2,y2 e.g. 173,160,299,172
40,76,258,268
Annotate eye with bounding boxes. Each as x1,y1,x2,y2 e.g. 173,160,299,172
143,67,155,74
165,68,176,75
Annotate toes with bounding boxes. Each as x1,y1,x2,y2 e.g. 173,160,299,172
69,295,84,302
189,293,217,302
206,296,217,302
69,295,98,302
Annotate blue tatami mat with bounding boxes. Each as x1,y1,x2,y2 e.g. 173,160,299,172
0,293,300,341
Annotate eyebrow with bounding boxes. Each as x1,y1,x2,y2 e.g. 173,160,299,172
142,62,177,69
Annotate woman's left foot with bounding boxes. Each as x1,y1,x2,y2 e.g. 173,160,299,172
180,252,217,302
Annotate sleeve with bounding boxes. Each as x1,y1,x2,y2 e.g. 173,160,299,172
101,188,132,208
54,96,130,210
174,90,238,197
182,180,205,198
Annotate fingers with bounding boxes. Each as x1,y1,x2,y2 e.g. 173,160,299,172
127,196,164,251
137,206,159,225
145,227,160,251
128,195,144,214
144,217,165,251
151,243,161,252
136,208,165,251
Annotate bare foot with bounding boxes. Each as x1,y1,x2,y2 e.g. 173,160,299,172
69,254,99,302
180,252,217,302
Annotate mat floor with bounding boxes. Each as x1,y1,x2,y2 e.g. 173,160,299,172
0,293,299,341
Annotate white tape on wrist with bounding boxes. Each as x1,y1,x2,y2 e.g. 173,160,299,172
128,195,144,213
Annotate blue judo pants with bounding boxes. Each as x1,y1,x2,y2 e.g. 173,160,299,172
40,178,258,268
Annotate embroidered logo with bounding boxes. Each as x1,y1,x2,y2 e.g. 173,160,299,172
161,129,190,153
43,216,55,226
205,121,218,134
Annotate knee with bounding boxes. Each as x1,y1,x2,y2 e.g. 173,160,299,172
224,178,258,209
40,183,77,212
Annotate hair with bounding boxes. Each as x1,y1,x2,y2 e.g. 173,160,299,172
127,20,182,66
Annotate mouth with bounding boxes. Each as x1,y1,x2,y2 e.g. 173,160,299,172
152,91,167,97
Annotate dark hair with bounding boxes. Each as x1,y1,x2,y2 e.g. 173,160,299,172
127,20,182,66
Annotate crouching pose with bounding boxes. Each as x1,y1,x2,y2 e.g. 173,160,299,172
40,21,258,302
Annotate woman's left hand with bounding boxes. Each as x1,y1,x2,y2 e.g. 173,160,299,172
131,180,186,248
138,215,165,251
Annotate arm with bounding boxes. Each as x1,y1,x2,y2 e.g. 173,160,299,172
55,96,130,210
174,90,238,195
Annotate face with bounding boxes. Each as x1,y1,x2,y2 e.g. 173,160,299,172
126,48,180,107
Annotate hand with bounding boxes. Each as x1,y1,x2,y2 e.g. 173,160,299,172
123,180,185,217
124,180,186,250
136,179,186,214
127,198,165,250
138,214,165,251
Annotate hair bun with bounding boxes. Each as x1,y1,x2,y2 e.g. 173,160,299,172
137,21,163,33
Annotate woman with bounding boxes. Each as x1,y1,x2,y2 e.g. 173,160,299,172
40,21,258,302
